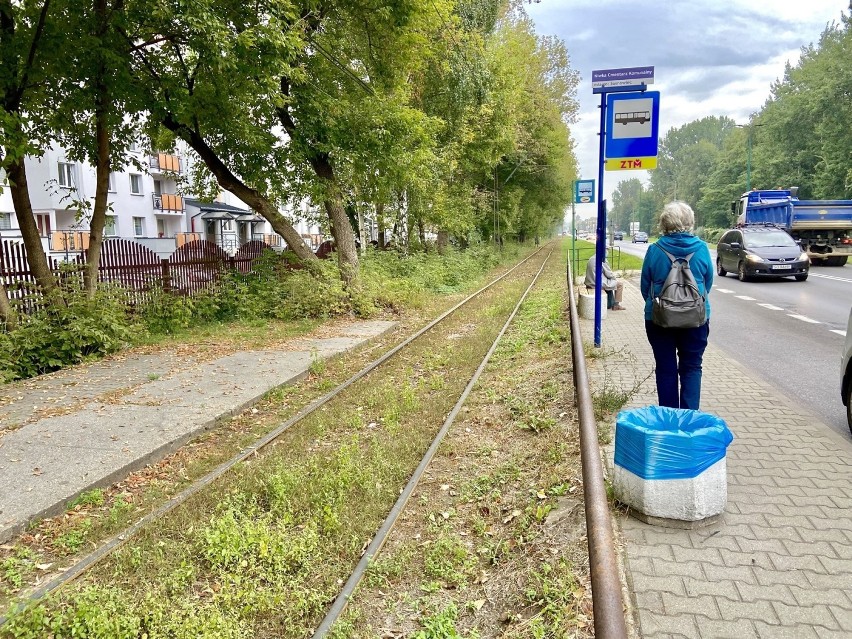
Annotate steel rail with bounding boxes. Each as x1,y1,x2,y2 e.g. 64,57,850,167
312,250,553,638
566,250,629,638
2,246,546,623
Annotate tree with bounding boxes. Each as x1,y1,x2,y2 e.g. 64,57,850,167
648,116,736,227
126,0,317,263
0,0,63,311
755,12,852,198
47,0,142,296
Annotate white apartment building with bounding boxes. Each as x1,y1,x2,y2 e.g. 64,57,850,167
0,141,335,260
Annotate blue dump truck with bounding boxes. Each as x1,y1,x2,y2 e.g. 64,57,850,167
733,188,852,266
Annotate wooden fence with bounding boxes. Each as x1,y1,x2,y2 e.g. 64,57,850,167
0,238,276,314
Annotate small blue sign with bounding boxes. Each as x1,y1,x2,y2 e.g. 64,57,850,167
605,91,660,159
575,179,595,204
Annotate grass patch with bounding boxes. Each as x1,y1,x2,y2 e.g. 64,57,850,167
334,246,593,638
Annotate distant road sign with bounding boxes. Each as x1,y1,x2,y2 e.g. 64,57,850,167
574,179,595,204
605,91,660,161
605,157,658,171
592,66,654,89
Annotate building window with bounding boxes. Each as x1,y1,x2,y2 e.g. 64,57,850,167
35,213,51,237
104,215,117,236
133,217,144,237
0,212,11,230
129,174,142,195
156,218,165,238
108,172,116,192
129,140,141,153
58,162,75,188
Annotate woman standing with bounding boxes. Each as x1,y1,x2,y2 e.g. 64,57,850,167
640,201,714,409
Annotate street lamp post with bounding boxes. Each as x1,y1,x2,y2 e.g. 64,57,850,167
736,123,764,191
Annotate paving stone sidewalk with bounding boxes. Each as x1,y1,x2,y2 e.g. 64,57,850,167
0,320,395,543
581,278,852,639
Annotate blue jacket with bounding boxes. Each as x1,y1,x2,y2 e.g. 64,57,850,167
640,233,714,322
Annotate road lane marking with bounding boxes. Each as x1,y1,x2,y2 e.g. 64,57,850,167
788,314,820,324
809,273,852,284
831,330,847,337
757,304,784,311
715,288,734,294
735,295,757,301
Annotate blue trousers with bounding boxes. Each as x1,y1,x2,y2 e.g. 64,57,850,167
645,320,710,410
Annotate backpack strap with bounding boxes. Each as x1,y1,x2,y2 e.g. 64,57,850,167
658,247,694,264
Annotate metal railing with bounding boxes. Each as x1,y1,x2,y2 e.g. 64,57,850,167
569,244,623,278
565,249,629,639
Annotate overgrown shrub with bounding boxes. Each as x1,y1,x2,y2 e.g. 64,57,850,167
0,243,508,382
2,287,135,381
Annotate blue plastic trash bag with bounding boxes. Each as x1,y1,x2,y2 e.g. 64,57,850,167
614,406,733,480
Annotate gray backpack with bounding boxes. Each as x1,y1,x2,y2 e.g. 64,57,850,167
652,248,706,328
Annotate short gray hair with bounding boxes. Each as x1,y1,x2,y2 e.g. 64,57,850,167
659,201,695,234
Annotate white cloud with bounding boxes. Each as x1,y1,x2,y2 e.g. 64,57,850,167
528,0,848,215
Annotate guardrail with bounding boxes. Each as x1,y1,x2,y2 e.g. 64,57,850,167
569,244,623,277
565,249,629,639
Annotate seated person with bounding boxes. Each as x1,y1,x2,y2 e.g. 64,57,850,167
584,254,626,310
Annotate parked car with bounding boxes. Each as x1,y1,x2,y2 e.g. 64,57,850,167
632,231,648,243
716,225,809,282
842,308,852,435
613,231,624,241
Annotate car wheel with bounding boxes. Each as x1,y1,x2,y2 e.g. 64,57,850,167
847,382,852,436
795,273,808,282
737,261,748,282
716,258,727,277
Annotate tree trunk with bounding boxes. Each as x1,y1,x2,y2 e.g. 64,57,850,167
7,158,62,302
376,202,386,248
305,155,358,287
274,85,357,284
436,230,449,254
0,277,17,330
162,116,316,262
418,217,426,250
85,0,110,297
323,189,359,287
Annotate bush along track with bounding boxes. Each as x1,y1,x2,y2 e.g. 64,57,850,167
329,248,592,638
0,249,562,638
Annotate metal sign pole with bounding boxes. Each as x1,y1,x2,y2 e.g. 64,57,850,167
594,92,607,348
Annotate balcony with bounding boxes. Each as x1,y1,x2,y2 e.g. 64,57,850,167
152,193,185,214
149,153,182,174
50,230,90,252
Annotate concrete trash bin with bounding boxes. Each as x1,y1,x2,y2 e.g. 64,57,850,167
613,406,734,527
578,291,607,320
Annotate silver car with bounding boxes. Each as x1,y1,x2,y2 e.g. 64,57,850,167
842,308,852,435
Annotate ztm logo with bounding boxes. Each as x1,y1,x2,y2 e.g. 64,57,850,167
620,159,643,169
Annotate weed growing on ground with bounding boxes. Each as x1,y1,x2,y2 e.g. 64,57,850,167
68,489,105,509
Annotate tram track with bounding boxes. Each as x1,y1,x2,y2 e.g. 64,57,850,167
1,246,554,634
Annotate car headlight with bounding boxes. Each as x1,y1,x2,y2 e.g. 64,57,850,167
799,252,809,262
746,253,764,263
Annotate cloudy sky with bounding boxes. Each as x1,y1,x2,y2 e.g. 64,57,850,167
525,0,850,219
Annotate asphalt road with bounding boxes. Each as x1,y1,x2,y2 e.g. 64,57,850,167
613,239,852,439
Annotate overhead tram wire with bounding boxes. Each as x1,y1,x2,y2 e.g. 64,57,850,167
306,36,375,95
